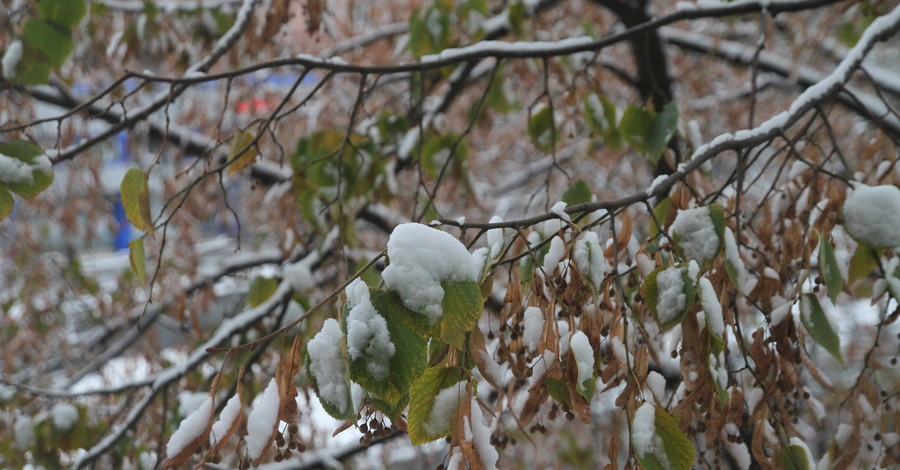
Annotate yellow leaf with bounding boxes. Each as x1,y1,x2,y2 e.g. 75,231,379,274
120,168,153,233
226,130,258,174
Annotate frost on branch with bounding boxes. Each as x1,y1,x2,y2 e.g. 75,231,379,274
382,223,478,323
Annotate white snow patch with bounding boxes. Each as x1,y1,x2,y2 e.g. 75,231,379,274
551,201,570,222
246,379,280,462
425,381,466,436
671,206,721,265
570,331,595,388
724,228,750,293
283,260,315,291
166,396,213,460
543,235,566,274
522,306,544,354
345,279,395,380
656,266,687,324
2,40,22,79
487,216,505,258
632,402,669,467
210,393,242,446
51,403,79,431
646,371,666,406
843,184,900,248
0,152,51,185
698,276,724,337
574,231,610,288
307,319,350,414
14,414,35,450
382,223,478,323
468,396,499,469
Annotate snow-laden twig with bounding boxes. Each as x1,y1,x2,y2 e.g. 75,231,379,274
440,4,900,231
71,282,291,467
661,27,900,136
49,0,261,164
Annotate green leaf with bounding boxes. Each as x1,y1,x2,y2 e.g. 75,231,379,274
120,168,153,233
0,189,12,221
128,238,146,285
649,196,672,239
408,366,467,444
583,93,611,135
781,442,811,470
817,231,844,303
36,0,87,29
640,264,697,331
546,377,570,405
0,140,54,198
561,180,592,206
438,280,483,349
349,290,429,405
646,102,678,164
707,203,727,242
246,276,279,308
847,244,877,286
528,104,556,153
632,405,695,470
619,105,654,155
421,134,468,180
225,130,257,174
800,294,844,365
23,19,74,67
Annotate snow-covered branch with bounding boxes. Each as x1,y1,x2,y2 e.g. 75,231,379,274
661,27,900,136
441,4,900,231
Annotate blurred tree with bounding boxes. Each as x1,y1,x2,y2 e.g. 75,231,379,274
1,0,898,468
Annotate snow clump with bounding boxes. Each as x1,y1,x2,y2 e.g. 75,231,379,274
574,231,610,288
345,279,395,380
569,331,595,388
655,266,687,324
671,206,720,265
307,319,350,414
0,152,51,185
165,396,213,460
425,381,467,435
246,379,280,462
631,402,670,468
51,402,79,431
2,40,22,79
382,223,478,323
843,184,900,248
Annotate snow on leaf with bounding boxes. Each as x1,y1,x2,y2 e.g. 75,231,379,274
466,395,499,470
723,227,750,293
642,264,697,330
209,393,242,452
799,294,844,365
0,141,53,198
574,231,610,289
543,235,566,274
164,396,213,468
817,231,844,302
671,206,721,266
382,223,478,324
246,378,280,465
408,366,467,444
843,184,900,248
522,306,544,354
569,330,595,399
345,279,395,381
50,403,79,431
305,319,352,418
631,402,695,470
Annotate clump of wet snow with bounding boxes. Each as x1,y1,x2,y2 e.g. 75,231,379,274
574,231,610,288
656,266,687,324
843,183,900,248
671,206,720,265
382,223,478,323
166,396,213,460
307,319,350,414
345,279,395,380
425,381,466,435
